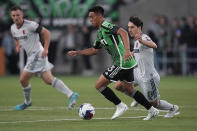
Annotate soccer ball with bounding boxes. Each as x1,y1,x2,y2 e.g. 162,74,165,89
78,103,95,120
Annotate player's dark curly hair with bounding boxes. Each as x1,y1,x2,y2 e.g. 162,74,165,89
129,16,143,29
10,5,23,11
88,6,104,16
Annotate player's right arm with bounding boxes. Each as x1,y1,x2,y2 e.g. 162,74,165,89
14,38,21,53
68,47,99,56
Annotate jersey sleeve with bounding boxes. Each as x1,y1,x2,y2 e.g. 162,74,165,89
10,25,14,37
141,34,152,48
101,21,119,34
28,21,42,33
142,34,152,42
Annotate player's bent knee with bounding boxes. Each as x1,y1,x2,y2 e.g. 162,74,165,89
19,78,28,87
114,82,121,89
44,79,52,85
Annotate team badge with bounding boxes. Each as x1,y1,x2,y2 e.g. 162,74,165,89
22,30,26,35
136,42,138,48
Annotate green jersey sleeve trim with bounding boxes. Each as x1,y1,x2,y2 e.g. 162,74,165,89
93,40,102,49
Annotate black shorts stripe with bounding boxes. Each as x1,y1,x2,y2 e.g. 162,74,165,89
103,65,134,82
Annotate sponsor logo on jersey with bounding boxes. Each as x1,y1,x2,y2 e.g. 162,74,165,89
134,49,139,53
15,35,28,40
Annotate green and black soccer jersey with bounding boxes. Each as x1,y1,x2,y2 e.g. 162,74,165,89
93,20,136,69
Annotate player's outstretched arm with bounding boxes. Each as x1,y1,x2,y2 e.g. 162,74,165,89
68,47,99,56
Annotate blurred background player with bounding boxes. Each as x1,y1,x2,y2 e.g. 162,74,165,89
68,6,159,120
10,6,78,110
115,16,179,118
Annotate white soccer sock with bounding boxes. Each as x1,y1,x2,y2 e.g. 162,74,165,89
23,84,31,105
51,78,73,98
157,100,174,110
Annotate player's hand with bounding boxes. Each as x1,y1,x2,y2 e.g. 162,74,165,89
131,51,134,57
16,45,21,53
67,51,78,56
134,33,142,42
41,49,48,58
123,50,132,63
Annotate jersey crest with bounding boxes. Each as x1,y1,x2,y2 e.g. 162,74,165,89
22,30,26,35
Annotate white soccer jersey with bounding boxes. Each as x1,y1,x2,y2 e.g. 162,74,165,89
133,34,159,80
11,19,43,56
11,19,53,73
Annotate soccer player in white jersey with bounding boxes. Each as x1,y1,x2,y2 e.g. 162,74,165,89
10,6,78,110
115,16,179,118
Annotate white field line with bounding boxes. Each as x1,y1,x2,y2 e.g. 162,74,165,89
0,106,168,112
0,106,168,124
0,115,165,124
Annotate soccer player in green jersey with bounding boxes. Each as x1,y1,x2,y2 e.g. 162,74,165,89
68,6,159,120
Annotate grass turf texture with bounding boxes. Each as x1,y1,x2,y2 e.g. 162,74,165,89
0,75,197,131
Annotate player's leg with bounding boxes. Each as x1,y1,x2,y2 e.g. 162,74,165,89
143,75,179,118
130,81,139,107
14,71,33,110
95,74,128,120
41,70,78,109
114,81,159,120
157,100,179,118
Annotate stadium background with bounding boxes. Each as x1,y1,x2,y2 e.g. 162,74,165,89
0,0,197,76
0,1,197,131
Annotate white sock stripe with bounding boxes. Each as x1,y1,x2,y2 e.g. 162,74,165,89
98,86,107,92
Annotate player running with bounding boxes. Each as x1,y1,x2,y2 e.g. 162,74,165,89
10,6,78,110
115,16,179,118
68,6,159,120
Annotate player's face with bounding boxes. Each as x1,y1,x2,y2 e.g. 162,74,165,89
88,12,101,27
128,22,139,37
11,10,24,27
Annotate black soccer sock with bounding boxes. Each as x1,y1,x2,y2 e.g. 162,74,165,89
99,87,121,105
133,91,152,110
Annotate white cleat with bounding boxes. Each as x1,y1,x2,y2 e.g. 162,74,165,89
130,100,138,107
143,106,159,120
111,102,128,120
164,105,180,118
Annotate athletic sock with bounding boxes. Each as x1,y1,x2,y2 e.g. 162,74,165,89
23,84,31,105
131,90,152,110
51,78,73,98
98,87,121,105
157,100,174,110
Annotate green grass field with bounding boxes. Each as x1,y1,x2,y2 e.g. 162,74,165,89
0,75,197,131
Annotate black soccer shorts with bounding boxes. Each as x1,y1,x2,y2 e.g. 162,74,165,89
103,65,135,82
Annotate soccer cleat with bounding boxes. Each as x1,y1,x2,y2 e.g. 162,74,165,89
14,102,32,111
111,102,128,120
130,100,138,107
68,92,79,110
143,106,159,120
164,105,180,118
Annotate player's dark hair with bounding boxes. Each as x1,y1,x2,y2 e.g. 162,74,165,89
10,5,23,12
88,6,104,16
129,16,143,29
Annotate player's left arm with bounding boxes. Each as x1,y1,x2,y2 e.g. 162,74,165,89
117,28,132,62
40,27,51,58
